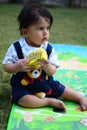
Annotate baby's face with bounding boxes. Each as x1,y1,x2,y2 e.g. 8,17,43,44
22,17,51,47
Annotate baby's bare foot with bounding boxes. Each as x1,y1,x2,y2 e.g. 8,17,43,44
78,97,87,111
48,98,66,110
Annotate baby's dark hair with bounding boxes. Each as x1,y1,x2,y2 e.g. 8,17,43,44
18,4,53,33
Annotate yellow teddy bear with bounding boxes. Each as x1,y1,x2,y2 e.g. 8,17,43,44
21,48,50,99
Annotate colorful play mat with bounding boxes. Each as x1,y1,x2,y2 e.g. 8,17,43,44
7,44,87,130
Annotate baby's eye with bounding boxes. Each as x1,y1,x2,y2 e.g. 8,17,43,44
47,27,50,30
38,27,44,30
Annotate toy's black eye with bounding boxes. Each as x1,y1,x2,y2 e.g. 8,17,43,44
38,69,40,71
35,71,38,74
32,69,40,78
30,70,33,73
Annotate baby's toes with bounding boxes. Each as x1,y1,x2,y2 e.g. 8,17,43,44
80,105,87,111
58,101,66,110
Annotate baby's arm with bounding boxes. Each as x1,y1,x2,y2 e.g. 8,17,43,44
3,59,32,73
38,59,57,76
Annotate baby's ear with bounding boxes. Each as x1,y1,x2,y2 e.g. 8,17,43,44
21,28,28,37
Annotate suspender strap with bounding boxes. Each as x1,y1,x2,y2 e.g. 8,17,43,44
13,41,24,59
13,41,52,59
46,43,52,58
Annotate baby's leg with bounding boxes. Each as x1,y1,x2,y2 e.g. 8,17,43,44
60,86,87,111
18,94,66,109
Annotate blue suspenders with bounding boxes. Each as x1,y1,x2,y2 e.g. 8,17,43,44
13,41,52,59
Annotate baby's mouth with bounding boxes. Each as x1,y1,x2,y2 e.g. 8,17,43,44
42,38,47,42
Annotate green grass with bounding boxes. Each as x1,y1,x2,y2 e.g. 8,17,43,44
0,4,87,130
49,8,87,45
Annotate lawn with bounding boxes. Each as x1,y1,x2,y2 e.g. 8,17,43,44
0,4,87,130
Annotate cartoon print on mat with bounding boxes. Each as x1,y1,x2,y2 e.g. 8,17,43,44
80,118,87,126
24,112,33,122
53,44,87,70
54,70,87,96
44,116,55,122
9,100,87,130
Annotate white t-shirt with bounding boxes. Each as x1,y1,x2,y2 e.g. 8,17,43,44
3,38,60,67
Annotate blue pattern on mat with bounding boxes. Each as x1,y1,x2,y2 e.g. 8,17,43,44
52,44,87,58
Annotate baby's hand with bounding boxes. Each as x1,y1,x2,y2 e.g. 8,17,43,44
38,59,57,76
38,59,50,69
16,59,34,72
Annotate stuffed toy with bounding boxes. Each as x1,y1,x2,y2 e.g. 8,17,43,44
21,48,52,99
26,48,48,67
